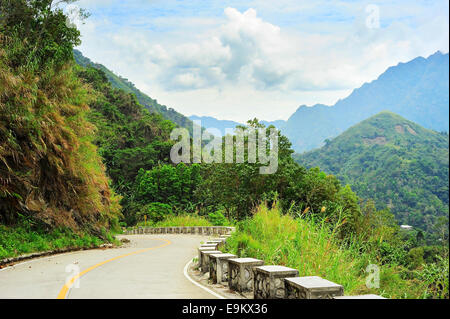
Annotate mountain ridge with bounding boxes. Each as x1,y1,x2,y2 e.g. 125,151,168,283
295,111,449,234
73,49,194,132
284,51,449,152
186,51,449,153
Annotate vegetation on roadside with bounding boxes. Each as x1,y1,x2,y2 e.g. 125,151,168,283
225,203,449,299
0,1,121,257
0,218,119,260
0,1,121,234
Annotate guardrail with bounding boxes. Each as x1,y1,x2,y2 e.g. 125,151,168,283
123,226,235,236
196,232,386,300
124,225,385,299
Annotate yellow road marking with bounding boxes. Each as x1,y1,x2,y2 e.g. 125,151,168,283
57,238,172,299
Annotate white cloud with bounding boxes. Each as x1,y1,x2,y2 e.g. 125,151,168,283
76,2,449,122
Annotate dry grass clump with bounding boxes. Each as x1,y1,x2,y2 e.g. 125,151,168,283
0,36,121,234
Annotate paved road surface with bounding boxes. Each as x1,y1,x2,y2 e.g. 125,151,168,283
0,235,215,299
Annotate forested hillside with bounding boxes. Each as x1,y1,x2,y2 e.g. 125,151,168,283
295,112,449,239
75,66,176,225
0,1,121,238
73,50,194,132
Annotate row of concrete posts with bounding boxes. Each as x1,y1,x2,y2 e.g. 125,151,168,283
196,229,385,299
125,226,233,236
124,226,384,299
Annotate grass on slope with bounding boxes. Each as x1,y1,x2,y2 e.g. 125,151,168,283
0,220,118,260
224,203,428,298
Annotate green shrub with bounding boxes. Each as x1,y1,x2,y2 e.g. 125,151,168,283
0,221,115,260
208,210,229,226
138,202,173,224
151,214,212,227
224,203,432,298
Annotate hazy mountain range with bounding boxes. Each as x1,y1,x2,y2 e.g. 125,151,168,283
75,49,448,156
191,51,449,153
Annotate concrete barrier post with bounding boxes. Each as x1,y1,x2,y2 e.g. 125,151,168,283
209,253,237,284
284,276,344,299
201,250,222,273
207,239,225,250
253,266,299,299
200,243,218,250
198,247,217,268
228,258,264,293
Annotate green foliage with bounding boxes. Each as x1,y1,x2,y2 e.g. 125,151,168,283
225,203,435,298
0,218,116,259
195,122,362,236
134,164,201,209
129,164,201,224
137,202,173,224
296,112,449,240
415,254,449,299
0,33,121,233
0,0,83,68
75,66,176,224
208,210,229,226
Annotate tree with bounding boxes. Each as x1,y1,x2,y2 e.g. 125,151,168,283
0,0,85,68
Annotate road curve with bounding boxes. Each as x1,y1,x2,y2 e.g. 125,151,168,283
0,234,216,299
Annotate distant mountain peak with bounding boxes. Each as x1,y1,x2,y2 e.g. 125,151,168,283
295,111,449,233
282,52,449,153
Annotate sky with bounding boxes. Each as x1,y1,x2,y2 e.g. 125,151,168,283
69,0,449,123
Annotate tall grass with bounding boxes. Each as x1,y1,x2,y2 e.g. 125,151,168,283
0,222,115,260
225,203,428,298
